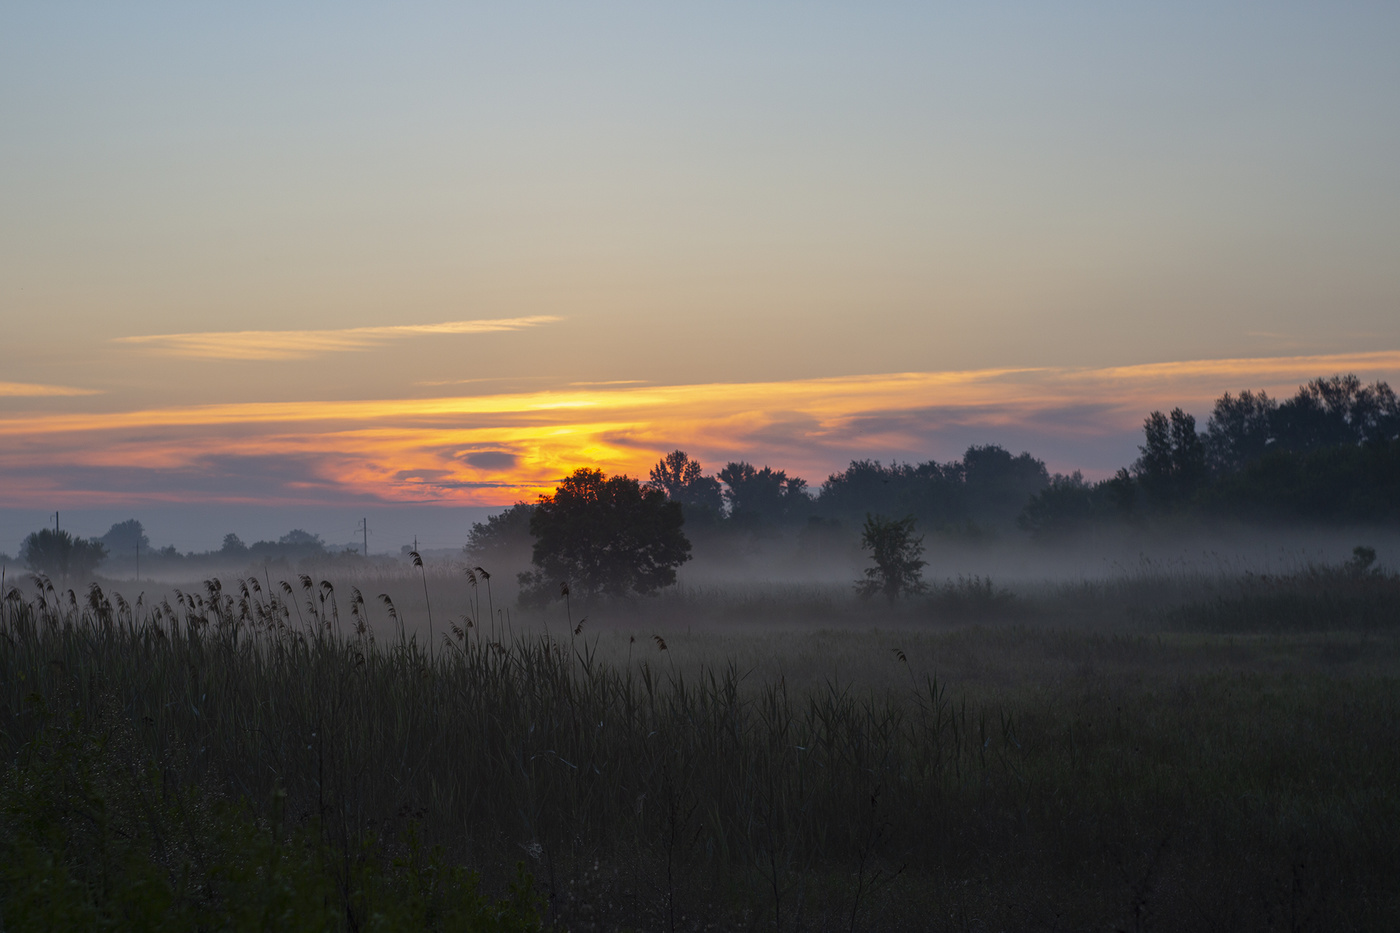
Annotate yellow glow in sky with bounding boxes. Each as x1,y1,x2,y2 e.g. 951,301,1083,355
2,351,1396,508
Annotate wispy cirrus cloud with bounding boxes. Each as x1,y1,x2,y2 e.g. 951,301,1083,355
2,349,1398,507
113,316,563,361
0,381,101,397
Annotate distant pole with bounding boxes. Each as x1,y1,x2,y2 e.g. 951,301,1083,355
54,512,59,533
135,539,140,583
360,518,369,557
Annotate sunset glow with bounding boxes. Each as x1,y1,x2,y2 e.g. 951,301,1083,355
3,351,1397,509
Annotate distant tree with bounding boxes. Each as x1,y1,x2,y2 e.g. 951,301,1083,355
21,529,107,580
464,502,536,569
1202,438,1400,523
1204,390,1278,474
856,515,927,603
1133,408,1206,505
521,468,691,600
647,450,724,520
1017,469,1139,540
818,459,965,529
243,529,326,563
960,444,1050,528
1271,374,1400,454
1018,471,1093,539
718,462,810,526
221,533,249,555
98,520,149,557
278,529,324,550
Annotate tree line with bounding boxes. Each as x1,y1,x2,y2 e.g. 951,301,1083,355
469,371,1400,601
6,523,355,582
1021,373,1400,537
467,441,1053,569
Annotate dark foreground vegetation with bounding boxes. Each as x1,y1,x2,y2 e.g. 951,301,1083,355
4,558,1399,931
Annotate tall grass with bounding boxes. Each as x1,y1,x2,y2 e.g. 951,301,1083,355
3,572,1399,930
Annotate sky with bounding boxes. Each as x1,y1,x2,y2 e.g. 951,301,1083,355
2,3,1399,551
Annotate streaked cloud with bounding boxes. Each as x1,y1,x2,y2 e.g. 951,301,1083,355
113,316,563,361
4,350,1398,508
0,381,101,397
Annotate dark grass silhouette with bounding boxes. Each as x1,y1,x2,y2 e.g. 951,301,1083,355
3,567,1399,930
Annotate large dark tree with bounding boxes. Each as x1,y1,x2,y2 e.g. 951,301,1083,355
523,468,690,599
21,529,107,580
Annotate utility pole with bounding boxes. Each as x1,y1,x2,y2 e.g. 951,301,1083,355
358,518,369,557
135,538,140,583
54,512,59,533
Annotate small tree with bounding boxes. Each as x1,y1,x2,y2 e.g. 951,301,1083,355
856,514,927,603
521,467,691,601
21,529,107,580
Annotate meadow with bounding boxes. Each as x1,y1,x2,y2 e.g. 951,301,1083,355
2,550,1398,931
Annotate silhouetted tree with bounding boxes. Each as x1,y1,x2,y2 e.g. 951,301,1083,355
277,529,324,550
521,468,691,600
960,444,1050,527
464,502,536,569
856,515,927,603
718,462,810,527
1133,408,1206,505
647,450,724,521
98,520,149,557
1204,390,1278,474
242,529,327,563
1203,438,1400,523
818,460,965,529
1202,375,1400,477
21,529,107,580
221,533,249,556
1271,374,1400,453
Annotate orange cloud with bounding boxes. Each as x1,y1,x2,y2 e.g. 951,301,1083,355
3,350,1398,507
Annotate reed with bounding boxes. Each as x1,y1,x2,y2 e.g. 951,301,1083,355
2,571,1398,930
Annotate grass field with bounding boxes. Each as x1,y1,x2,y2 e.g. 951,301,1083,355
2,557,1398,931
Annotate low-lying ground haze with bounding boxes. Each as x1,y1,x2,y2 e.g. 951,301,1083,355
6,515,1399,929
